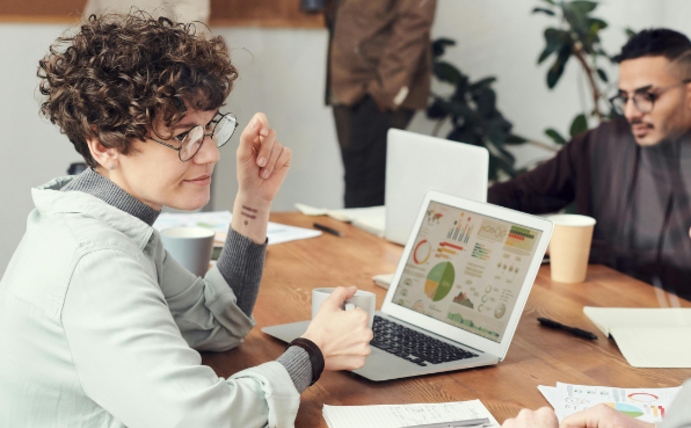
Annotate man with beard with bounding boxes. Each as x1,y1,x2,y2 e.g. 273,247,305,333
489,29,691,298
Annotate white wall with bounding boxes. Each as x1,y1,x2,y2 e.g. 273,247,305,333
2,0,690,272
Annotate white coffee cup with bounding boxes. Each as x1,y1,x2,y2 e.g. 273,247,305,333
312,288,376,328
160,227,215,277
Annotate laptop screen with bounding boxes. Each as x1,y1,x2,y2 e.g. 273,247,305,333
392,201,543,343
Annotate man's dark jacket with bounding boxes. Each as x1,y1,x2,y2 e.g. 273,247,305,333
489,119,691,299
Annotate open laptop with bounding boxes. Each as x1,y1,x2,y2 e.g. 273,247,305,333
263,190,552,381
385,129,489,246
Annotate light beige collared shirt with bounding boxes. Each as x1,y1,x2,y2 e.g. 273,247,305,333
0,177,299,428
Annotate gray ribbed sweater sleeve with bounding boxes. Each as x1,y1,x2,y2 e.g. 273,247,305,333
215,227,267,317
215,226,314,392
277,347,313,394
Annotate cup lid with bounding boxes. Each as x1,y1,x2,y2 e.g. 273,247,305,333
546,214,596,227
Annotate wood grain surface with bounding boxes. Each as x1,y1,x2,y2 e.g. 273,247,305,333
202,212,691,426
0,0,323,27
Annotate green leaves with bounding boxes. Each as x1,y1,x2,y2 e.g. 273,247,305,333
542,114,589,147
569,113,588,137
532,7,556,16
433,61,463,85
432,38,456,59
544,128,567,145
427,37,526,181
547,44,572,89
597,68,608,82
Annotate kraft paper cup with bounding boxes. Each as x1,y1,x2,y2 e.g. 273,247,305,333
160,227,215,277
546,214,596,283
312,288,376,328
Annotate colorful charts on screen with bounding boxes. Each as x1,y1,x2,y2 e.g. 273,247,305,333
414,239,431,264
424,262,455,301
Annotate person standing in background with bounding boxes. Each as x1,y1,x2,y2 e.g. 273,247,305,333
324,0,437,208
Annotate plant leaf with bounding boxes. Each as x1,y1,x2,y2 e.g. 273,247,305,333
433,61,463,85
469,77,497,91
540,0,556,5
569,113,589,138
431,38,456,58
539,28,570,65
596,68,608,82
426,98,449,120
546,44,572,89
625,28,637,39
532,7,556,15
544,128,567,145
569,1,597,15
505,134,528,145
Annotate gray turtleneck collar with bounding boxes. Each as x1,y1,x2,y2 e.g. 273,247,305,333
61,168,160,226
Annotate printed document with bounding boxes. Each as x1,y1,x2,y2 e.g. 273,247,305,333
322,399,499,428
538,382,682,423
154,211,321,246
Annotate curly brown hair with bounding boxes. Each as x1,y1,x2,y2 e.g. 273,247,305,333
38,12,238,168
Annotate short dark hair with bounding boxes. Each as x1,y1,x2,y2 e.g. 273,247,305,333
38,12,238,168
615,28,691,63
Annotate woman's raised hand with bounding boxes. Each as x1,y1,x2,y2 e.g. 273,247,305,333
301,286,374,371
236,112,291,203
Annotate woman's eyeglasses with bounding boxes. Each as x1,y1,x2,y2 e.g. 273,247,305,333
151,112,239,162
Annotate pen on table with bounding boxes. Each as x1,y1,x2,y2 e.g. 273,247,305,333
404,417,491,428
538,317,598,340
313,222,345,237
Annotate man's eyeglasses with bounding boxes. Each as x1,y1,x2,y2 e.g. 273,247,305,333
151,112,239,162
610,79,691,115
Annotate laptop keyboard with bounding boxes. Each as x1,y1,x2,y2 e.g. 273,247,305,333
370,315,478,366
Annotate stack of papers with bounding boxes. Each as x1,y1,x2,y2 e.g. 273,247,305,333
153,211,321,246
539,382,682,423
584,307,691,368
295,203,386,238
323,399,499,428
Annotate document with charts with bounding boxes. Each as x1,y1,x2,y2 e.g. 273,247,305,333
538,382,683,423
391,201,543,343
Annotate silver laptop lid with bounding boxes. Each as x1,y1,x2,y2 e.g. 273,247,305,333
385,129,489,245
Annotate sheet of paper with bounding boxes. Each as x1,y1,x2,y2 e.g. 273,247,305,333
153,211,321,246
322,399,500,428
547,382,682,423
609,327,691,368
538,385,559,408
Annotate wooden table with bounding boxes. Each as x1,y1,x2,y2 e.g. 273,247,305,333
202,213,691,426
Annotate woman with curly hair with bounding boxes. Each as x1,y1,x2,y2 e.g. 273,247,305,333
0,12,372,428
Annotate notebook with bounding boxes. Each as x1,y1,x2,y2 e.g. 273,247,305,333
263,190,553,381
584,307,691,368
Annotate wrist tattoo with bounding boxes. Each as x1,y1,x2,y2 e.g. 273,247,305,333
241,205,258,225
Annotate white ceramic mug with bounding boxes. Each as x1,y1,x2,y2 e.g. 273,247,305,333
312,288,376,328
160,227,215,277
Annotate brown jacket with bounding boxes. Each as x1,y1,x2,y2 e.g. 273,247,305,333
325,0,437,110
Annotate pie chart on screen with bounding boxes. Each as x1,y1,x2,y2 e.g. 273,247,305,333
604,403,644,418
